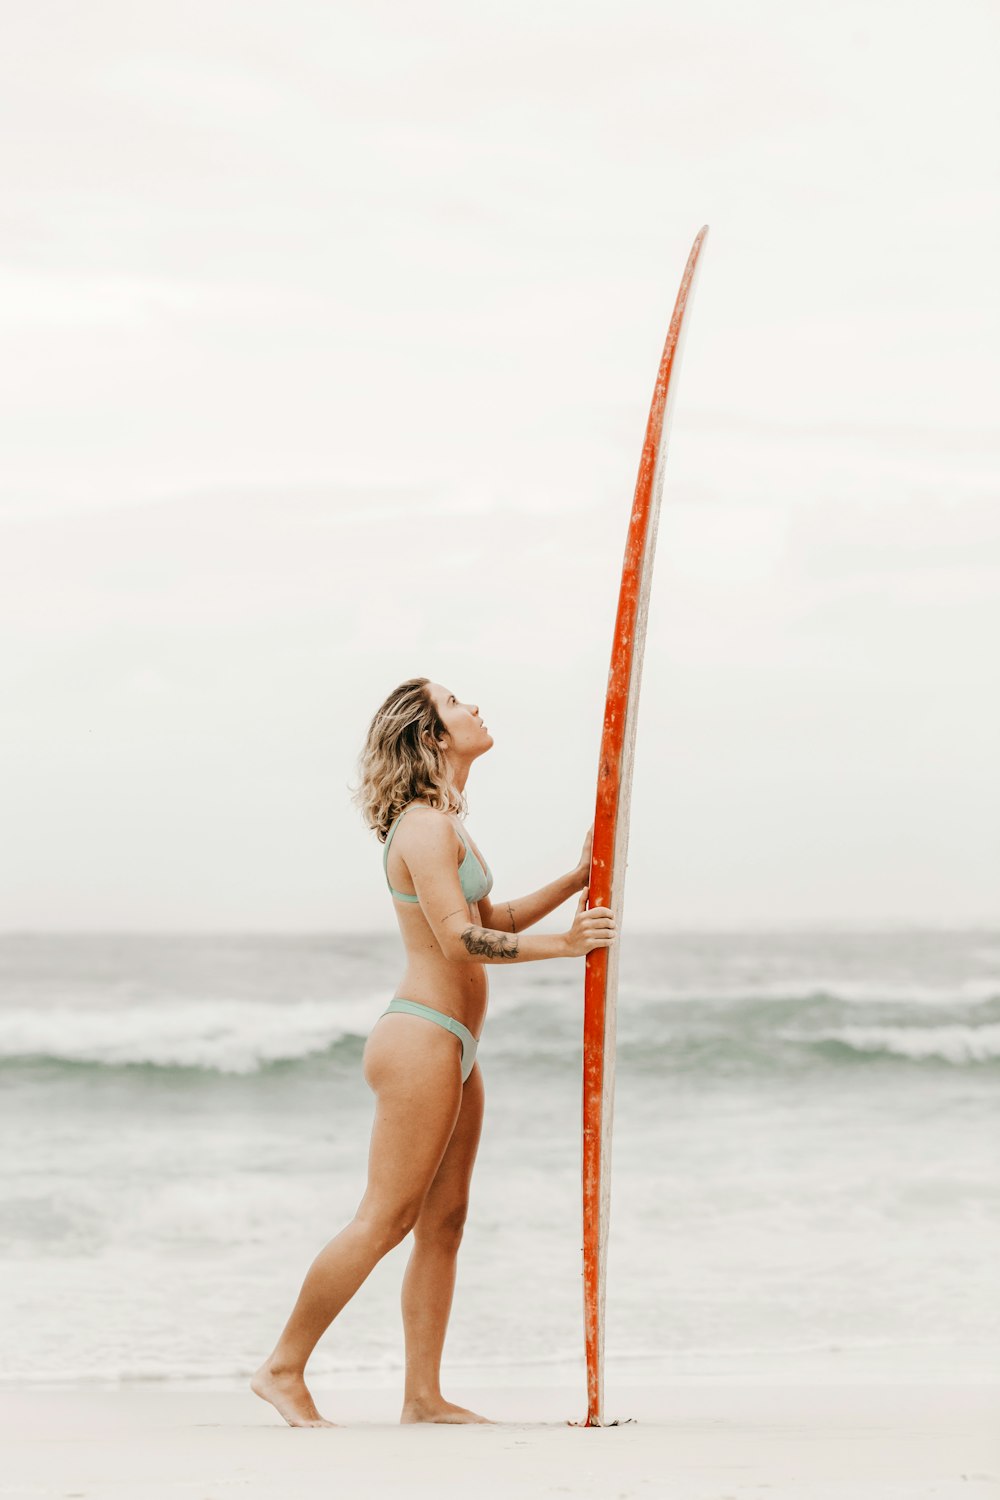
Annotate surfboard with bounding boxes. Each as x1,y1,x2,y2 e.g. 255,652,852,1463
579,225,710,1427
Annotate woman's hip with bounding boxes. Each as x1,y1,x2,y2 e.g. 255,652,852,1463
367,998,481,1085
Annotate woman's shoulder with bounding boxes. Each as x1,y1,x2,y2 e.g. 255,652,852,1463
398,802,458,831
397,803,463,850
403,799,447,817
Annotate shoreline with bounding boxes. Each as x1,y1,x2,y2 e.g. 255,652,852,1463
7,1341,998,1394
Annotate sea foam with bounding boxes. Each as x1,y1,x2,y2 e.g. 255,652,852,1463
783,1022,1000,1065
0,996,381,1073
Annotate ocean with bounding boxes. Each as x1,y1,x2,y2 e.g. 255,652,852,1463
1,930,998,1392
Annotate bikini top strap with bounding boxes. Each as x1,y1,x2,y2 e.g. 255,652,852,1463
382,809,407,866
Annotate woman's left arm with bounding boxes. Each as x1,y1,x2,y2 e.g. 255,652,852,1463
477,825,593,934
477,867,587,934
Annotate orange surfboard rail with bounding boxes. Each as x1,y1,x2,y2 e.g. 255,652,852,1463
580,226,710,1427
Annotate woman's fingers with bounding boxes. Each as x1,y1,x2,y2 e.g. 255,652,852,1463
583,913,615,933
572,892,616,951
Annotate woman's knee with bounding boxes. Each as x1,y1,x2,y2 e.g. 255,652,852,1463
415,1199,469,1252
354,1199,423,1255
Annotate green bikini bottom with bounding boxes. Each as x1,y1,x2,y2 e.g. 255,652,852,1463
381,998,479,1083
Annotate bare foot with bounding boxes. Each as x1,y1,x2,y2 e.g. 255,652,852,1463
401,1396,494,1425
250,1361,337,1427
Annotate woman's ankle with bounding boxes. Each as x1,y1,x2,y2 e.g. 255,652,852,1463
403,1385,442,1406
258,1353,306,1379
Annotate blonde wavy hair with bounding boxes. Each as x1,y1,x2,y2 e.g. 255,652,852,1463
350,676,468,842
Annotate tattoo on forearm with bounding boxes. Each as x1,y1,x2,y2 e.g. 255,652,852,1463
442,907,469,924
461,925,519,959
506,903,517,933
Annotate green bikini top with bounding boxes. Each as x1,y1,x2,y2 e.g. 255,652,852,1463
383,807,493,905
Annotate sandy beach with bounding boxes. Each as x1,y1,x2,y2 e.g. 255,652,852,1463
3,1381,997,1500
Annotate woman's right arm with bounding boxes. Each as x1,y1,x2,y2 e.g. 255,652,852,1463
402,812,615,965
453,890,615,963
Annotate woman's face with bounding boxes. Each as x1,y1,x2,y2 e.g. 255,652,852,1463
428,682,494,757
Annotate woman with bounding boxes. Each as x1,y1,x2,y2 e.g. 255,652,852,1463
251,676,616,1427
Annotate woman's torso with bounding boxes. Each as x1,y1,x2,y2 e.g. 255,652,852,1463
383,803,491,1035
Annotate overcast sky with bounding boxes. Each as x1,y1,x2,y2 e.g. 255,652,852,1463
2,0,998,931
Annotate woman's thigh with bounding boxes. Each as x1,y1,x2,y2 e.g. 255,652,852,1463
415,1063,485,1234
358,1015,465,1222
